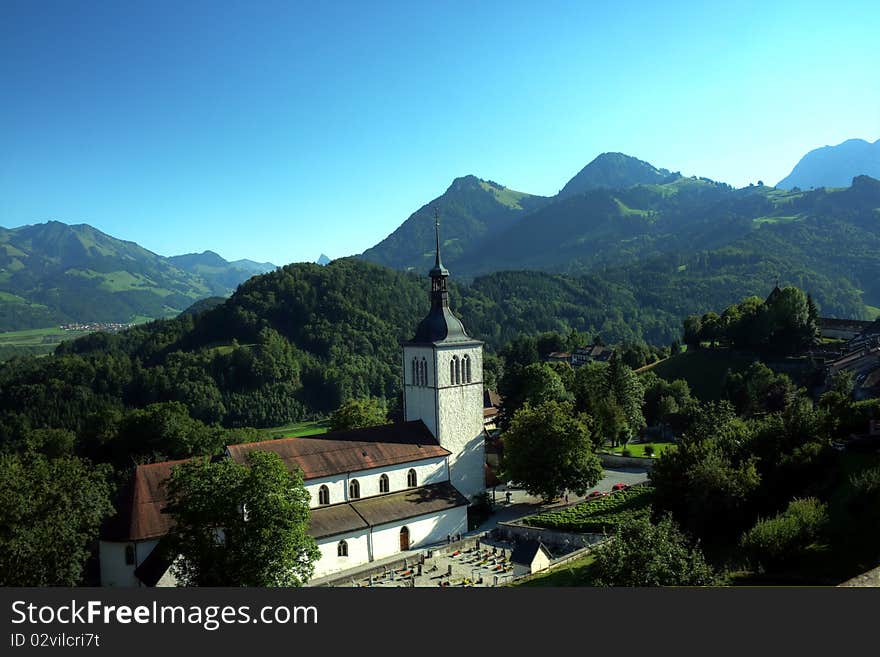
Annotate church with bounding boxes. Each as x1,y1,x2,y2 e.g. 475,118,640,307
99,221,486,585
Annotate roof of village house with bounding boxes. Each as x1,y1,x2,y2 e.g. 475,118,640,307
226,420,450,480
510,540,552,565
308,482,468,539
100,458,193,542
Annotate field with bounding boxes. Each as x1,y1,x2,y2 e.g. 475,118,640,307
523,485,654,534
640,348,755,400
0,326,91,360
255,419,330,441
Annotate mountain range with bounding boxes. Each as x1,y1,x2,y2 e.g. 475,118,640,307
3,139,879,335
0,222,275,331
359,149,880,320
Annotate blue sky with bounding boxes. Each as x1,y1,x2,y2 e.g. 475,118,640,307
1,0,878,265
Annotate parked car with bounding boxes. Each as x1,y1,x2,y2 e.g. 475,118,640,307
611,483,630,492
587,490,608,499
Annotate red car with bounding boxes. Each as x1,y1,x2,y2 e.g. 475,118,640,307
611,483,630,492
586,491,607,499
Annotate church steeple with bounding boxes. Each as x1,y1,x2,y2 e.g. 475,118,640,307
407,208,473,345
429,207,450,310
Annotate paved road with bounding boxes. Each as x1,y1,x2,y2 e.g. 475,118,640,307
474,466,650,532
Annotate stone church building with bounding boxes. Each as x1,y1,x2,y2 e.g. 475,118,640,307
99,223,486,585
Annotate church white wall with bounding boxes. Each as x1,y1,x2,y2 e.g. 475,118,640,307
312,530,371,580
99,539,159,587
435,344,486,502
305,456,448,508
370,506,468,561
305,475,347,508
403,345,438,437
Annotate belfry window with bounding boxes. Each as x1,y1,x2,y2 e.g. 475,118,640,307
349,479,360,500
421,358,428,386
412,358,417,385
318,485,330,506
463,354,471,383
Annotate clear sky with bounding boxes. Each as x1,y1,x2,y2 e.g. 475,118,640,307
2,0,878,265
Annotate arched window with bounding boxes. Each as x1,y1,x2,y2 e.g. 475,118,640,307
450,358,455,385
349,479,360,500
411,358,417,385
337,540,348,557
379,474,389,493
463,354,471,383
455,356,461,384
407,468,417,488
318,485,330,506
421,358,428,386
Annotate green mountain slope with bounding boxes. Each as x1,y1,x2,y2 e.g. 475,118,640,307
168,250,276,292
360,175,549,272
0,222,269,331
557,152,678,198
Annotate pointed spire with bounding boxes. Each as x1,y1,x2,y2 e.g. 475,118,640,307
434,205,443,270
429,205,448,278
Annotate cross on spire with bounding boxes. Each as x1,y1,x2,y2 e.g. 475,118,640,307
434,205,442,269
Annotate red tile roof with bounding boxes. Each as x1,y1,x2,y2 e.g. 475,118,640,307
226,420,449,480
101,459,193,542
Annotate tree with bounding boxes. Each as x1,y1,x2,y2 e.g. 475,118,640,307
683,315,702,346
499,362,569,428
592,514,717,586
0,452,114,586
166,451,319,587
739,498,828,572
329,397,388,432
502,400,602,502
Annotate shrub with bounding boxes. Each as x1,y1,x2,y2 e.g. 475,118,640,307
643,444,655,457
621,449,632,457
739,497,828,571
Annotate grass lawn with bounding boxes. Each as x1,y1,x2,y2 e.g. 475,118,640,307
512,554,597,587
255,419,330,440
641,348,755,400
605,440,675,457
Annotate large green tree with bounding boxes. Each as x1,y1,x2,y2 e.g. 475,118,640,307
0,452,114,586
329,397,388,432
592,514,718,586
166,451,319,587
502,400,602,501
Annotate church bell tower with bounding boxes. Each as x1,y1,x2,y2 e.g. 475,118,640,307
402,211,485,502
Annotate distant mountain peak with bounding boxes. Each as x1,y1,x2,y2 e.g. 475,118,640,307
777,137,880,190
558,152,674,198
